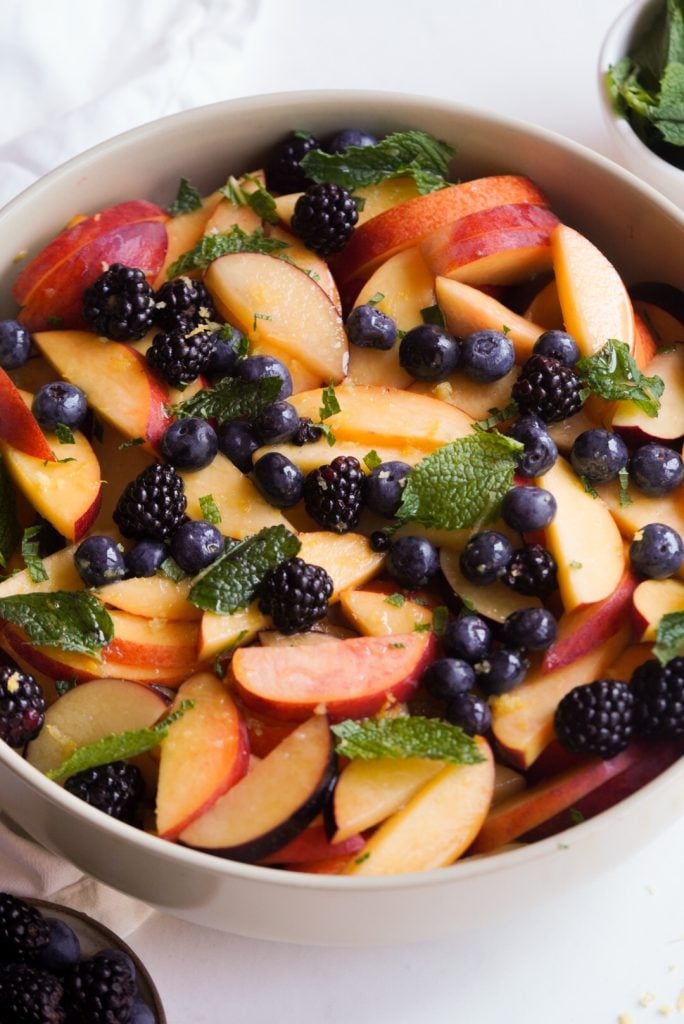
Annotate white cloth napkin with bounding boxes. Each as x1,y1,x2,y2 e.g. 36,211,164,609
0,0,260,935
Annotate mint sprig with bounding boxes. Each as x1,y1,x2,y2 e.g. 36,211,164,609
577,339,664,417
167,225,290,278
188,525,300,614
169,374,281,424
396,431,523,530
167,176,203,217
0,591,114,657
46,700,194,782
300,130,455,195
331,716,485,765
654,610,684,665
0,457,20,569
21,525,48,584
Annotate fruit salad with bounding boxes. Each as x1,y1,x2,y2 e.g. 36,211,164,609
0,125,683,876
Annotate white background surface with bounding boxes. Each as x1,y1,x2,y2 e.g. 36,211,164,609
3,1,684,1022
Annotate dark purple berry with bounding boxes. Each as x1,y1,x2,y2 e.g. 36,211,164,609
387,535,440,589
459,531,513,585
460,329,515,382
170,520,224,573
399,324,460,381
74,535,126,588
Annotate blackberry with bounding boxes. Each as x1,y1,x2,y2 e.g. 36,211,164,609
0,892,50,960
82,263,155,341
631,657,684,739
304,456,364,533
0,667,46,748
63,952,135,1024
291,183,358,257
258,557,334,634
146,321,217,387
554,679,635,759
0,963,65,1024
292,417,322,446
154,276,216,330
264,131,320,194
64,761,144,825
113,463,186,541
511,354,584,423
502,544,558,596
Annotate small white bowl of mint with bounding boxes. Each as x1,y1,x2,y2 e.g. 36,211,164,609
600,0,683,206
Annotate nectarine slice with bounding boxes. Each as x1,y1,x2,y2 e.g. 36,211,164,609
0,367,54,461
632,577,684,641
436,276,545,362
339,587,433,636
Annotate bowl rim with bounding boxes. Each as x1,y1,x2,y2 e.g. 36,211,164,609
0,88,683,895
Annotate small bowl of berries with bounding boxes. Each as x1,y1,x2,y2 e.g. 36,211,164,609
0,891,165,1022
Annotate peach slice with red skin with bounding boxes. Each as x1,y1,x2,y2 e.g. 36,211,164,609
436,276,546,363
610,345,684,442
339,587,434,636
156,672,249,840
95,575,201,622
103,611,199,671
0,368,54,461
0,547,83,598
231,630,437,722
632,577,684,641
259,825,365,866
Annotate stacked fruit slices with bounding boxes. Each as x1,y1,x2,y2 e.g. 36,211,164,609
0,128,682,877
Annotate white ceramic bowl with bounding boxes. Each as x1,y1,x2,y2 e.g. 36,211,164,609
598,0,683,207
1,92,683,946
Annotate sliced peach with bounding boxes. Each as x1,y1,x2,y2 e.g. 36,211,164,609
0,546,83,598
154,190,223,287
597,481,684,581
409,366,519,423
440,545,541,623
96,575,201,621
0,368,54,461
523,278,563,329
339,587,433,636
267,225,341,312
436,276,545,362
632,577,684,641
610,345,684,441
253,437,428,475
180,452,289,540
103,612,199,671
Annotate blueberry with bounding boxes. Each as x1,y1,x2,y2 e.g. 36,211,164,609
444,691,492,735
204,326,246,379
161,417,218,471
570,428,629,483
387,535,440,589
363,460,411,517
236,355,292,401
502,607,557,650
130,997,155,1024
36,918,81,971
253,452,304,508
459,531,513,585
501,485,557,532
326,128,379,152
369,530,391,552
630,522,684,579
0,319,31,369
398,324,460,381
74,535,126,587
32,381,88,431
217,419,260,473
170,520,224,573
460,329,515,382
630,443,684,497
533,329,580,366
506,414,558,477
421,658,475,701
476,647,529,695
345,304,397,350
125,539,168,578
253,401,300,444
442,614,492,663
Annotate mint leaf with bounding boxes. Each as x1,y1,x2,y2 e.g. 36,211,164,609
331,716,485,765
199,494,222,525
242,174,280,225
160,556,188,582
188,525,300,614
472,402,519,432
577,339,664,417
0,457,20,568
396,431,523,530
167,226,289,278
168,176,203,217
0,591,114,657
384,593,406,607
117,437,144,451
169,374,281,424
654,610,684,665
21,525,48,584
300,130,455,195
46,700,194,781
319,384,341,420
431,606,449,636
618,466,633,507
54,423,75,445
363,450,382,471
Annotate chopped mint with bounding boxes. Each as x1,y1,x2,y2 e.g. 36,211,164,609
420,303,446,327
396,431,523,530
618,466,633,507
569,808,585,826
169,374,281,424
580,475,599,499
319,384,341,420
384,593,406,607
199,494,222,525
0,457,20,568
363,450,382,471
577,339,664,417
168,176,203,217
117,437,145,451
47,700,194,781
569,560,583,570
167,225,290,278
188,525,300,615
241,173,280,225
354,851,371,865
300,130,455,195
54,678,78,696
366,292,385,306
21,525,48,584
431,606,449,636
214,630,249,677
160,556,188,582
331,715,485,765
0,591,114,657
654,610,684,665
413,622,431,633
252,311,272,331
54,423,75,445
473,402,519,432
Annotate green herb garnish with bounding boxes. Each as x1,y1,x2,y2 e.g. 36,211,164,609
420,303,446,327
21,525,48,584
577,338,664,417
654,610,684,664
363,450,383,471
473,402,519,432
117,437,145,451
169,374,281,424
0,591,114,657
331,716,485,765
431,606,449,636
300,130,455,195
168,176,203,217
54,423,75,445
618,466,633,507
199,494,222,525
396,431,523,530
384,593,406,607
160,557,188,582
188,525,300,615
167,225,289,278
47,701,194,781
